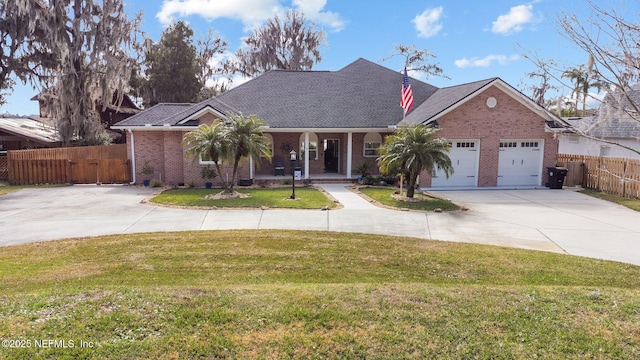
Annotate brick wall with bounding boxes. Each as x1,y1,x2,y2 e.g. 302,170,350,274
133,131,165,183
130,129,253,187
419,85,558,187
163,131,184,184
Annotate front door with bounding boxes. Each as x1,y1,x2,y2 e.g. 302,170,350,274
324,139,339,173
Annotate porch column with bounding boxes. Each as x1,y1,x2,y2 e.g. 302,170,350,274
249,155,254,179
346,132,353,178
304,132,310,179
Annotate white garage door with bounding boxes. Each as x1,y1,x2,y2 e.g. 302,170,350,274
431,140,479,187
497,140,543,186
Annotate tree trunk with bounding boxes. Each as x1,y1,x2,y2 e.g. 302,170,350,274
224,155,241,194
406,172,418,198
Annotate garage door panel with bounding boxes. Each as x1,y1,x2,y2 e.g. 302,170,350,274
497,140,543,186
431,140,479,187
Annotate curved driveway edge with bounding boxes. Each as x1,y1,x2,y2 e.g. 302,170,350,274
0,185,638,267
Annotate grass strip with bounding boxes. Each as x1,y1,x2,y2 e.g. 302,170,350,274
150,187,336,209
358,186,460,211
579,188,640,211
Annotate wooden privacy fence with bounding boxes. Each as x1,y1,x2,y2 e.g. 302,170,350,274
7,144,130,185
557,154,640,199
0,156,7,180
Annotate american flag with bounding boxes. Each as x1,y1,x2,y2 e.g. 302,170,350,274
401,67,414,115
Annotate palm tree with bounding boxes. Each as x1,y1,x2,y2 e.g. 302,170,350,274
561,66,585,116
377,125,453,198
183,113,272,195
562,65,606,116
183,121,229,188
580,75,606,116
225,113,272,194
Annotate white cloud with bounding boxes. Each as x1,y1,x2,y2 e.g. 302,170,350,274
156,0,280,27
491,4,534,34
412,7,444,38
454,54,520,68
293,0,346,32
156,0,345,32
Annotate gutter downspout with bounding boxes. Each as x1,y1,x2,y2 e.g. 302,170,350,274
128,129,136,185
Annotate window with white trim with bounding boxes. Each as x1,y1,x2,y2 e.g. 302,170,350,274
300,133,318,160
199,153,220,165
363,132,382,157
600,146,611,157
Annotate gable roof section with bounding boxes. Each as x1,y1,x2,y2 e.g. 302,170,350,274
113,103,193,127
402,78,496,125
112,97,238,128
216,58,438,129
402,77,570,130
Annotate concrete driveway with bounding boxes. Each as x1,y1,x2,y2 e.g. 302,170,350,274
0,185,638,266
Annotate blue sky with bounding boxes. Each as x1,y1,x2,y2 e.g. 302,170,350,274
2,0,596,115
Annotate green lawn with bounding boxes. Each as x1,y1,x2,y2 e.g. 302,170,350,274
580,189,640,211
150,187,337,209
358,186,460,211
1,230,638,359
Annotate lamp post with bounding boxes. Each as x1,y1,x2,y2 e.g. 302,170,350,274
289,150,296,199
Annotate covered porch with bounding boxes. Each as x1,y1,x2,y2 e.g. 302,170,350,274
253,172,354,182
250,128,393,180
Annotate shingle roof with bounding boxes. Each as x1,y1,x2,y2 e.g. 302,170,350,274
112,96,241,127
0,117,60,143
567,86,640,139
113,103,193,126
216,58,438,129
402,78,497,125
590,118,640,138
113,58,563,131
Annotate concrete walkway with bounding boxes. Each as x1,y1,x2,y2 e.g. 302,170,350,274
315,183,378,209
0,184,639,267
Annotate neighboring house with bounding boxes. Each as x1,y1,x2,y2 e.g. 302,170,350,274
113,58,569,188
558,86,640,160
0,116,61,181
0,117,61,152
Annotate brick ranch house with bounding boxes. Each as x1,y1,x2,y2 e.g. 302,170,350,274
112,58,569,188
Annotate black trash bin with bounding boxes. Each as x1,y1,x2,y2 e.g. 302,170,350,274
546,166,568,189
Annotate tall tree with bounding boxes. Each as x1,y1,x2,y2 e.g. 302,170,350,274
144,21,201,106
382,44,448,80
558,1,640,113
196,28,229,99
377,125,453,198
231,10,325,77
520,58,559,109
133,22,227,107
0,1,37,106
1,0,142,145
561,66,586,116
525,1,640,155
